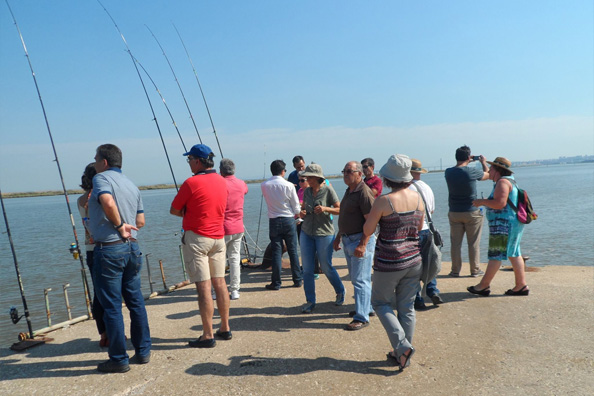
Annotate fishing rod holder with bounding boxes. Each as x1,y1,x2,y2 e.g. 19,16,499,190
145,253,155,294
178,245,188,281
63,283,72,320
44,288,52,327
159,260,167,290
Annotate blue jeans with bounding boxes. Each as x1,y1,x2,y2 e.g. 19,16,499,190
94,241,151,364
342,233,376,322
416,230,440,303
269,217,302,287
300,232,345,304
86,250,106,335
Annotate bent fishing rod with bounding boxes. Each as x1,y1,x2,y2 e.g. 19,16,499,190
5,0,92,317
133,55,188,153
0,187,35,340
146,25,203,146
173,23,224,158
96,0,179,192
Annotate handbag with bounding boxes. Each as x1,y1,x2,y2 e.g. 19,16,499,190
411,183,442,287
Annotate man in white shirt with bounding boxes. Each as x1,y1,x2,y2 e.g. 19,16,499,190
261,159,303,290
409,159,444,310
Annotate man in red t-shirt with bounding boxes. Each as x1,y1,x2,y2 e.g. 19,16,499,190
170,144,231,348
361,157,383,198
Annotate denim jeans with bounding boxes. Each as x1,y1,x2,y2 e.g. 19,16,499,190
225,232,243,292
94,241,151,364
371,263,421,357
416,230,440,303
300,231,345,304
86,250,106,335
269,217,302,287
342,233,376,322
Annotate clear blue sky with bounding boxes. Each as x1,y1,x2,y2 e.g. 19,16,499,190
1,0,592,192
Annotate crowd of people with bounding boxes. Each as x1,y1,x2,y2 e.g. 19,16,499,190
78,143,529,374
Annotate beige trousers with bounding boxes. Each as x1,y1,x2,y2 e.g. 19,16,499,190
448,210,484,275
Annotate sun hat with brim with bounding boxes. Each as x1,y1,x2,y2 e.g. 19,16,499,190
486,157,513,173
410,159,428,174
299,163,325,179
379,154,413,183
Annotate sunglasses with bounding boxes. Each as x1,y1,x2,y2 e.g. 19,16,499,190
299,179,307,182
341,169,359,174
362,165,370,169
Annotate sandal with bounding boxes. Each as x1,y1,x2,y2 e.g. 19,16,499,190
505,285,529,296
345,320,369,331
398,347,415,371
467,285,491,297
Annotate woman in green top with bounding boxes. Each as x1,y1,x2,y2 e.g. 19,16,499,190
298,163,345,313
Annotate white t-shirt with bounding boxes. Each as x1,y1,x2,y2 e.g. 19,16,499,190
409,179,435,230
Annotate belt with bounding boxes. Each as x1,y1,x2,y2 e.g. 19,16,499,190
342,232,362,237
97,238,137,247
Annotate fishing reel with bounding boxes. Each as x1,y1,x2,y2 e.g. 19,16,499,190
69,242,79,259
9,306,23,324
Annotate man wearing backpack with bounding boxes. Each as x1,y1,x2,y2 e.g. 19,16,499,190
444,146,489,277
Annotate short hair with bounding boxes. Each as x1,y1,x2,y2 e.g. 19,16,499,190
219,158,235,176
455,145,471,162
96,144,122,168
80,163,96,191
361,157,375,168
198,153,215,169
383,178,412,190
353,162,363,173
270,159,286,176
292,155,304,165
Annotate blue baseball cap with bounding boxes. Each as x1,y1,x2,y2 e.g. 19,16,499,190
183,144,213,159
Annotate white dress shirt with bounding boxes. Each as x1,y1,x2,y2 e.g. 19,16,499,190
410,179,435,230
261,176,301,218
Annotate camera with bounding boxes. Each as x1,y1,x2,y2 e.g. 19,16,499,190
472,156,480,161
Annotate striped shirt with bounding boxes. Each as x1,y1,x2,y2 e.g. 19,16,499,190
373,208,423,272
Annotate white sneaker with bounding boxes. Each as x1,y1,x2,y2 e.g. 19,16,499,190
230,290,240,300
211,288,216,300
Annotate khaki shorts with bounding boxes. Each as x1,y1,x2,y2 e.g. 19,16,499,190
182,230,226,283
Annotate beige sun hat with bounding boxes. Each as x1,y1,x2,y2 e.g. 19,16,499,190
379,154,413,183
486,157,513,173
410,159,428,174
299,163,325,179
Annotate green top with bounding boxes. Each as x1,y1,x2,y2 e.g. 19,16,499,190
301,184,340,236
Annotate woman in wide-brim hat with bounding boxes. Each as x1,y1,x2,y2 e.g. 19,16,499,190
298,163,345,314
468,157,529,297
356,154,425,371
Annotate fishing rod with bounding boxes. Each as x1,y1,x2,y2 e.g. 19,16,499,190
5,0,92,317
172,23,224,158
96,0,179,192
0,187,34,340
146,25,204,146
253,146,267,263
133,55,187,153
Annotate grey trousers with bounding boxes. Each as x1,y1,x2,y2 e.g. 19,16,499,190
371,263,421,357
448,210,484,275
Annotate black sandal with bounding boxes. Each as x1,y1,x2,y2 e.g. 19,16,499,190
467,285,491,297
505,285,529,296
399,347,415,371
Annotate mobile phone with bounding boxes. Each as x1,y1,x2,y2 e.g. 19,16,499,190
472,155,480,161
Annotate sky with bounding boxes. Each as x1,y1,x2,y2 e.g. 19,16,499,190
0,0,592,193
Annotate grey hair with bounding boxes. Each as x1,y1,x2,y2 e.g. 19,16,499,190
220,158,236,175
353,162,363,173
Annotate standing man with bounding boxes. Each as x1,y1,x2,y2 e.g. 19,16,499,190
444,145,489,277
333,161,376,331
361,157,383,198
170,144,231,348
261,159,303,290
288,155,306,191
89,144,151,373
409,159,443,310
220,158,248,300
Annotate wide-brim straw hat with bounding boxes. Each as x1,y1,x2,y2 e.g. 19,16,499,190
379,154,413,183
410,159,428,174
486,157,513,173
299,163,325,179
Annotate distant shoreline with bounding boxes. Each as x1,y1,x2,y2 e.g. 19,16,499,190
1,161,591,199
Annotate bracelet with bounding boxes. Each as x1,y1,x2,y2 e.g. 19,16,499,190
115,221,124,230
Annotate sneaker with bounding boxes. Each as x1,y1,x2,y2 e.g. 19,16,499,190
335,293,345,306
414,300,427,310
448,272,460,277
431,294,444,305
130,352,151,365
97,359,130,373
471,270,485,278
188,336,216,348
211,288,217,300
293,281,303,288
230,290,240,300
313,274,320,280
301,302,315,313
265,283,280,291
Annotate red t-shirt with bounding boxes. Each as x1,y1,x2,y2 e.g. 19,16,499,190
171,170,228,239
365,175,383,198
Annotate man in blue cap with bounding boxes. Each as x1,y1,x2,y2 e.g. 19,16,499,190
170,144,231,348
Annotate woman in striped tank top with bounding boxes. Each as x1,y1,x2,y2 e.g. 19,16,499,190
356,154,424,371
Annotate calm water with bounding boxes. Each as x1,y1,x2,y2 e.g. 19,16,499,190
1,163,592,347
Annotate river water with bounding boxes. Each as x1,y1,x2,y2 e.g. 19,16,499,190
1,163,592,347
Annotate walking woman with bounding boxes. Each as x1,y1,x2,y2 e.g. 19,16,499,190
356,154,424,371
77,163,108,346
468,157,529,296
299,163,345,313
